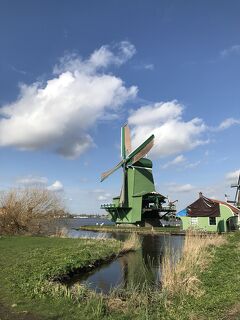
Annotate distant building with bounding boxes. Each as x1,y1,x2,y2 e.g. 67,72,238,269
177,193,240,232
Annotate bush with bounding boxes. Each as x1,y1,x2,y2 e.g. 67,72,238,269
0,187,65,235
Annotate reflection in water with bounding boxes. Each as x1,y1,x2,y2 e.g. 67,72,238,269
57,219,184,294
70,230,184,294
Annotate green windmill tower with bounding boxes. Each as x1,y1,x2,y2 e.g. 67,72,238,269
100,124,171,226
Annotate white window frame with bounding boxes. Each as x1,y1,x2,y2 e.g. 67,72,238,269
190,217,198,225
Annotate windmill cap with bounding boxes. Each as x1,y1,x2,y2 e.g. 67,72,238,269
132,158,152,168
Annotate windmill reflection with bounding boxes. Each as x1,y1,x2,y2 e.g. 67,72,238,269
77,234,184,294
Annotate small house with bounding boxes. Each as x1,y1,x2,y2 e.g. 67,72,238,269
177,193,240,232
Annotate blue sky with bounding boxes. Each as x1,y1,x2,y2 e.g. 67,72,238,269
0,0,239,213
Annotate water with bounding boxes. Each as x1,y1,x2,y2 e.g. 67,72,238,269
55,217,114,238
57,218,184,294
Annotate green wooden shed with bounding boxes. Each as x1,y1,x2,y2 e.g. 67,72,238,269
177,193,240,232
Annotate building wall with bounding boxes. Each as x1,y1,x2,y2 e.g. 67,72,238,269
180,204,235,232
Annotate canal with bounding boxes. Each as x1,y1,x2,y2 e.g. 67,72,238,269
58,218,184,294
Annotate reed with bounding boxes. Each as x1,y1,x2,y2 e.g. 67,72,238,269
54,227,69,238
120,232,141,253
161,231,226,298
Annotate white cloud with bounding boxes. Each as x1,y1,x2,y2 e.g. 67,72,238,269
128,101,207,158
91,188,112,201
225,169,240,184
16,176,48,186
168,183,195,193
161,154,186,169
97,194,111,201
220,44,240,57
10,64,27,75
144,64,154,70
162,155,201,170
216,118,240,131
185,160,201,169
134,63,154,71
54,41,136,75
47,180,64,192
0,41,137,158
16,176,64,192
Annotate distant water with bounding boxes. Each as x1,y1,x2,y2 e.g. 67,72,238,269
55,217,114,238
57,218,184,294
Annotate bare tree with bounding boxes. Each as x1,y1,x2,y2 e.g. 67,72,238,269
0,187,65,235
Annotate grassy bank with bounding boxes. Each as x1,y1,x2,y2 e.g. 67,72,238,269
0,236,123,319
105,232,240,320
162,231,240,320
1,232,240,319
79,225,182,235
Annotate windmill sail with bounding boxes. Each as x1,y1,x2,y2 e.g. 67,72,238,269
121,124,132,159
234,173,240,205
101,125,155,208
100,160,124,182
126,134,154,165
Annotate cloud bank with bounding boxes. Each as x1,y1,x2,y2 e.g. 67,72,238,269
128,100,207,158
16,176,48,186
16,175,64,192
0,41,137,158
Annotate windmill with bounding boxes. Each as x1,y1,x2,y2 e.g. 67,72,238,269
100,124,172,226
230,172,240,208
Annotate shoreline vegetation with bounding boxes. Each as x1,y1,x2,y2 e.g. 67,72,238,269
79,225,184,235
0,231,240,319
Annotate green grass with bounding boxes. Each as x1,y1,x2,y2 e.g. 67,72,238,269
0,233,240,320
0,236,121,320
188,232,240,319
79,225,182,234
154,232,240,320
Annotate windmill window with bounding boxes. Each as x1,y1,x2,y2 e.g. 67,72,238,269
209,217,217,225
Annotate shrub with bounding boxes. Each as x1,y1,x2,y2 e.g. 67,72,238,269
0,187,65,235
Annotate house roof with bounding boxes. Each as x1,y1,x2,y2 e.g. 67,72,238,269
177,194,240,218
210,199,240,215
187,195,220,217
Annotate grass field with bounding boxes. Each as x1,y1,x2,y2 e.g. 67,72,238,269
0,232,240,319
0,236,121,320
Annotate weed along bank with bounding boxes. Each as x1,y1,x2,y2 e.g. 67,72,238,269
177,192,240,232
